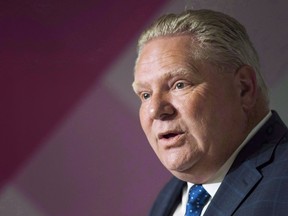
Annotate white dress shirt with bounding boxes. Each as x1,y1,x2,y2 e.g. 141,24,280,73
173,111,272,216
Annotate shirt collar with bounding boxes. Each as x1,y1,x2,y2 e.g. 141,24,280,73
188,111,272,197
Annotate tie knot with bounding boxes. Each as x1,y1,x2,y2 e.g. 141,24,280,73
185,184,210,216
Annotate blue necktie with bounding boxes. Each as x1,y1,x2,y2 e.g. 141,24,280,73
185,184,211,216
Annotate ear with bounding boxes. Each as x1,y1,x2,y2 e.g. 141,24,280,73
235,65,257,111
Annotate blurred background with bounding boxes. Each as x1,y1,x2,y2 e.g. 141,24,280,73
0,0,287,215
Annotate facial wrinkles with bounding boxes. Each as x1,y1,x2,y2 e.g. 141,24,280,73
135,38,201,88
135,59,178,96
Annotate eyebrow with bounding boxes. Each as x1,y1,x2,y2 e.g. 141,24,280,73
132,81,145,93
161,65,201,82
163,68,193,79
132,67,199,93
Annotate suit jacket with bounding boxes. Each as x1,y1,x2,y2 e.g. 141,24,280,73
149,111,288,216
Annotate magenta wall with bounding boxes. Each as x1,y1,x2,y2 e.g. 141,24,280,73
0,1,170,215
0,1,287,216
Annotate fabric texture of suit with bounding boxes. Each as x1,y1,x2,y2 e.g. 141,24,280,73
149,111,288,216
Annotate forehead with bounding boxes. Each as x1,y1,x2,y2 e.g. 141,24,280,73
136,35,193,69
134,36,197,83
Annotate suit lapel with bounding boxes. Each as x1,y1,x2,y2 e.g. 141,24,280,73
204,159,262,216
149,177,185,216
204,111,288,216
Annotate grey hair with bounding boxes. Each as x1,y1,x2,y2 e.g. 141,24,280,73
137,9,268,101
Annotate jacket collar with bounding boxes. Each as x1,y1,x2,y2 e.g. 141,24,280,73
204,111,288,216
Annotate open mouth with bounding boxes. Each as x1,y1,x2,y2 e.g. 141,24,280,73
162,133,179,139
158,131,185,148
159,131,184,140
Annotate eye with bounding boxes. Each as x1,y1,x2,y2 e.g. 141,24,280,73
141,92,151,100
174,81,186,89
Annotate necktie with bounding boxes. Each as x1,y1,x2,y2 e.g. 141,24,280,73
185,184,211,216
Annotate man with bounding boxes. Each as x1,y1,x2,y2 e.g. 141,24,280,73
133,10,288,216
132,9,288,216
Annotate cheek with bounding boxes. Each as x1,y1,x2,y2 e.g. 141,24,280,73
180,95,206,124
139,106,154,140
179,96,215,146
139,106,147,129
139,106,161,155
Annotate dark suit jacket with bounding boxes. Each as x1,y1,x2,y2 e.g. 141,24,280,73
149,111,288,216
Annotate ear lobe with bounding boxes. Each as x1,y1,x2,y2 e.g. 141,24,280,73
235,65,257,111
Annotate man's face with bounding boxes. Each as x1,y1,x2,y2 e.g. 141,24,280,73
133,36,247,183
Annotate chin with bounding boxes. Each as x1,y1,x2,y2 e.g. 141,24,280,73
164,160,193,174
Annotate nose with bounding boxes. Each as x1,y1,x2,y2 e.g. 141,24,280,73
148,93,175,120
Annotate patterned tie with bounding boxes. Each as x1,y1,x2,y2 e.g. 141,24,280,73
185,184,211,216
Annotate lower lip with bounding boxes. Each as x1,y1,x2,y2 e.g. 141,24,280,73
159,133,185,148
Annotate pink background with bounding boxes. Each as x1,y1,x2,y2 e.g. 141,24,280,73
0,1,287,215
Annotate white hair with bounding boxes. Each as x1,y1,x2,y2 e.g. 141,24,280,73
137,9,268,101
